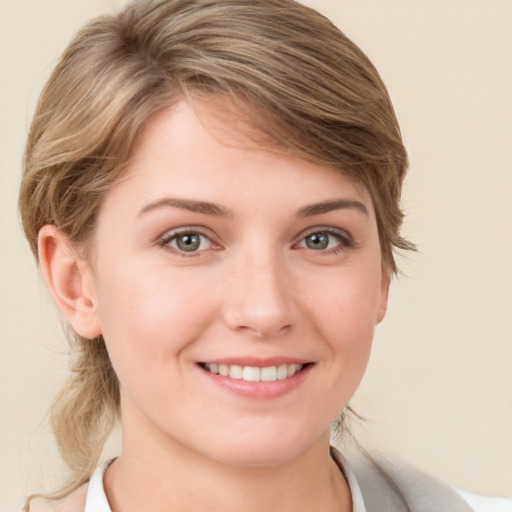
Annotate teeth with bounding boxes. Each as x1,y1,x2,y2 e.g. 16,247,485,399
203,363,303,382
242,366,260,382
277,364,288,380
229,365,243,379
261,366,277,381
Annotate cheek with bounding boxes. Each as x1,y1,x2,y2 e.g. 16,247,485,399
93,261,217,376
301,262,383,381
305,261,383,337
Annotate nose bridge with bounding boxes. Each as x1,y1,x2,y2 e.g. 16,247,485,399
223,243,294,337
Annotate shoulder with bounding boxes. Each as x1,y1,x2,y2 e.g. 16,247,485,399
340,449,511,512
26,484,88,512
455,488,512,512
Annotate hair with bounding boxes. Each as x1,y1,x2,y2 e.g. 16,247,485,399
19,0,414,507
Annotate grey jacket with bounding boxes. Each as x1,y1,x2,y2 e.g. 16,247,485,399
332,448,474,512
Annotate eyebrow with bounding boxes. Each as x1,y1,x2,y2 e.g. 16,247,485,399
297,199,369,217
138,198,232,217
137,197,369,219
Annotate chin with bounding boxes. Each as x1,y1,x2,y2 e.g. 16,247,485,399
200,426,327,468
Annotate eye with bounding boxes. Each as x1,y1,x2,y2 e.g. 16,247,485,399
162,231,213,253
297,229,351,252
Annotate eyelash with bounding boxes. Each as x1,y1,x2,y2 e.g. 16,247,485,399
159,228,217,257
158,227,355,257
293,227,355,255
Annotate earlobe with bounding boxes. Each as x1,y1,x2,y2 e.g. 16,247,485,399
38,225,101,339
376,265,391,325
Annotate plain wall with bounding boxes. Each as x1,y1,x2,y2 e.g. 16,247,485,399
1,1,511,510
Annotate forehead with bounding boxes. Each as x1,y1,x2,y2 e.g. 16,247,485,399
120,100,373,208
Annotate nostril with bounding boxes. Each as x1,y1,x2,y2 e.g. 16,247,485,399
234,322,292,338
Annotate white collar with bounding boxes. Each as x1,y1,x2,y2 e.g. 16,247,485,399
334,450,368,512
84,459,113,512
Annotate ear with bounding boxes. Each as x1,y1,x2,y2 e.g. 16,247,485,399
375,263,392,325
38,225,101,339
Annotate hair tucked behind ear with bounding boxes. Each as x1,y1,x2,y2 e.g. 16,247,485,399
20,0,414,507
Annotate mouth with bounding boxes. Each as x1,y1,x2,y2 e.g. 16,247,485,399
197,362,312,383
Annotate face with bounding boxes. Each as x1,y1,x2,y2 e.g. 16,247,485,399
83,101,389,467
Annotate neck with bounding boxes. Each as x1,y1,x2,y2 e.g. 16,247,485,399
104,423,351,512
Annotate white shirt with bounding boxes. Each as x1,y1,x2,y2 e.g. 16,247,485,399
84,457,511,512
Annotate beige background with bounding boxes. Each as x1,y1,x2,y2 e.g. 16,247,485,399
1,0,511,510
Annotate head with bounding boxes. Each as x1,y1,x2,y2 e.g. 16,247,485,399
19,0,412,489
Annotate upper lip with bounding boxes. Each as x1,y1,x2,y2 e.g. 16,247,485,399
198,357,313,367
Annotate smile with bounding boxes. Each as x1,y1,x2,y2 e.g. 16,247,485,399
201,363,305,382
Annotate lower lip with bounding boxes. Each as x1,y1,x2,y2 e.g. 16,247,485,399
198,364,313,399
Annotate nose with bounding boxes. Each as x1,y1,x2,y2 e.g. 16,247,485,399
222,251,296,338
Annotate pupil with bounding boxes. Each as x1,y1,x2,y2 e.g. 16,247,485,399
177,234,200,251
306,232,328,250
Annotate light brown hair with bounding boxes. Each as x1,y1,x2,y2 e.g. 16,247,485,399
19,0,413,506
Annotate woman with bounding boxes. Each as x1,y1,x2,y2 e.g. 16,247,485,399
17,0,510,511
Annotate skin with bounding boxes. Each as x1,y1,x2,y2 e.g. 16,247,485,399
39,101,390,512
